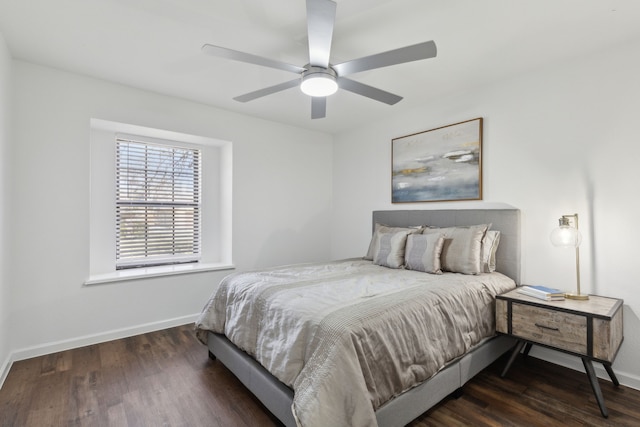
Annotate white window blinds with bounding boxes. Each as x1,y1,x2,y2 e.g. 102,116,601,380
116,137,201,269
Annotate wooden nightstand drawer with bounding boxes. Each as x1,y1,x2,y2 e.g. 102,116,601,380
511,303,587,354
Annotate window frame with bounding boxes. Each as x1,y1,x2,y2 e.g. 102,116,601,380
87,119,233,285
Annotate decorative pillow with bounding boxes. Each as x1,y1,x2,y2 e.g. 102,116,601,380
481,230,501,273
422,224,490,275
372,230,412,269
404,233,445,274
365,223,422,260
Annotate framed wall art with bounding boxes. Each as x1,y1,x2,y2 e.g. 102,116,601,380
392,118,483,203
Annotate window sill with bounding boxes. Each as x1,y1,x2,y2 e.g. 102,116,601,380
84,262,235,286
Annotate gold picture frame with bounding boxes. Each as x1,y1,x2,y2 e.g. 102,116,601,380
392,118,483,203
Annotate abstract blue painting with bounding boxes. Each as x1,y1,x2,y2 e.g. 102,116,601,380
392,118,483,203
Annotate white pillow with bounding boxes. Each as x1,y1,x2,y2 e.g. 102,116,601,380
481,230,501,272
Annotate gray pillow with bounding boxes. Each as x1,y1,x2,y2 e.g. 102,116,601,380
423,224,489,275
405,233,445,274
372,230,412,269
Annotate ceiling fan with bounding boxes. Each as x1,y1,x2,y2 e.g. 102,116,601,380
202,0,437,119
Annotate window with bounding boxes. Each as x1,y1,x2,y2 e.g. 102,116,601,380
115,138,201,269
87,119,233,285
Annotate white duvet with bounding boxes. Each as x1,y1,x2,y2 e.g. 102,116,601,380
195,259,516,427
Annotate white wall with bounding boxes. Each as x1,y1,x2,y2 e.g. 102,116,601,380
0,33,11,384
6,61,333,359
331,37,640,389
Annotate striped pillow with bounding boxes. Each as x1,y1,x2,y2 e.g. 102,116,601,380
365,223,423,260
405,233,445,274
372,230,411,269
422,224,489,275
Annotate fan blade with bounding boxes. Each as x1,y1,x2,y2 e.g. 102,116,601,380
338,78,403,105
306,0,337,68
202,44,305,74
311,97,327,119
233,79,300,103
333,41,437,76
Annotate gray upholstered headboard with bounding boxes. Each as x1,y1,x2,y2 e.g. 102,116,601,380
372,209,521,284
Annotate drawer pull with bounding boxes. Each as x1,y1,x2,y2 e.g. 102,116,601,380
535,323,559,331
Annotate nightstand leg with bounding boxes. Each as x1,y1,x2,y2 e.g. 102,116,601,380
582,357,608,418
603,362,620,386
522,342,532,359
501,340,525,378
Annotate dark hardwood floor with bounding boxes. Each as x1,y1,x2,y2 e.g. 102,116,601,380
1,325,639,426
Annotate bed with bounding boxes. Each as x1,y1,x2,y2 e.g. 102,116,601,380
196,208,521,427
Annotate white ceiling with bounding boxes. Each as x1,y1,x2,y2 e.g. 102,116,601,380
1,0,640,134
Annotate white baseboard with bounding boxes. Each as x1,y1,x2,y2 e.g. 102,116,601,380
0,352,13,391
0,313,200,390
529,346,640,391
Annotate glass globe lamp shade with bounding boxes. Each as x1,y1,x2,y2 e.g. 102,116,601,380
550,225,582,247
550,213,588,300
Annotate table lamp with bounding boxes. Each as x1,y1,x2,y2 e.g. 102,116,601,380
550,213,588,300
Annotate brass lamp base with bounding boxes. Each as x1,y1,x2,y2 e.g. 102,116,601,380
565,293,589,300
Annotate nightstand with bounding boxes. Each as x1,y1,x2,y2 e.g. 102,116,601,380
496,288,624,418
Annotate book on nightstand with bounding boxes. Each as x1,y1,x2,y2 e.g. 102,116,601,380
517,285,565,301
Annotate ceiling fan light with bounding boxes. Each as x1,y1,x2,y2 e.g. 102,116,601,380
300,73,338,97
